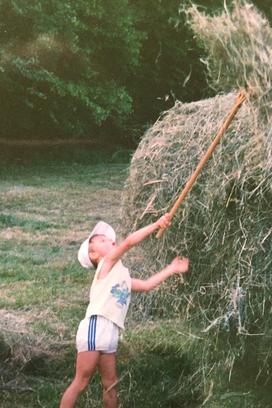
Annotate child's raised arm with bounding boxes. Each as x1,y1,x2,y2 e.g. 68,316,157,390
104,213,171,266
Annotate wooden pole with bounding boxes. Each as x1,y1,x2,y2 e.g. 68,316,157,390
156,90,247,239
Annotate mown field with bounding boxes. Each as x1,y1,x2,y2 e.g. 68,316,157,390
1,146,268,408
0,146,203,408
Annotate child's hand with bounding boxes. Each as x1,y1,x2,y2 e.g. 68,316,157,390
156,213,171,229
168,256,189,274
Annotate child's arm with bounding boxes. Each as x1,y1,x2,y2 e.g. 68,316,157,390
131,256,189,292
105,213,171,265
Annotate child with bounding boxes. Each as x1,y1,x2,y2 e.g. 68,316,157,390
60,214,189,408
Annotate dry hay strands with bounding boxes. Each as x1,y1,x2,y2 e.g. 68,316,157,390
186,1,272,115
156,90,247,238
121,88,271,383
121,1,272,401
122,91,267,243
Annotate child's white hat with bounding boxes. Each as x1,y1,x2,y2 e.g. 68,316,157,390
77,221,116,268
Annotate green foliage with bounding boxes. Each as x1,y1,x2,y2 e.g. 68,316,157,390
0,0,142,139
0,0,212,142
126,0,209,132
0,0,271,142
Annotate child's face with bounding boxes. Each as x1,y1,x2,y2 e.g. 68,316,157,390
88,234,115,263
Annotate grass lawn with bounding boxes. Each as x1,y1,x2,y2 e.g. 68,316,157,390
0,149,202,408
0,147,268,408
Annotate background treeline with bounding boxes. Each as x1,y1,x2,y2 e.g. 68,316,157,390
0,0,271,146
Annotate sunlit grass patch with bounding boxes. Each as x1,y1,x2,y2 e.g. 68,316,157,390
0,152,133,407
0,214,54,231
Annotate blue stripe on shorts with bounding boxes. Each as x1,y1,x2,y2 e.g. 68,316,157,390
88,315,97,351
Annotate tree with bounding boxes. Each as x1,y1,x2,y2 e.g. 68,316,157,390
0,0,142,140
0,0,270,143
125,0,209,140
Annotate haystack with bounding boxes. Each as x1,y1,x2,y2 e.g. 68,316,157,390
122,1,271,401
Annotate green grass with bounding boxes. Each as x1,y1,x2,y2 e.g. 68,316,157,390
1,148,270,407
1,150,200,407
0,151,127,406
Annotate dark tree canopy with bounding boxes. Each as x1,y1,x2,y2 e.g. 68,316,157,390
0,0,142,140
0,0,270,144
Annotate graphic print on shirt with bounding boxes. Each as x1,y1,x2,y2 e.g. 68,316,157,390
111,281,130,306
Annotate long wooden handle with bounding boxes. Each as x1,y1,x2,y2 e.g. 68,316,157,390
156,90,247,239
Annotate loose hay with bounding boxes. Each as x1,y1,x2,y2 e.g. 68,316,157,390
187,2,272,107
122,0,272,402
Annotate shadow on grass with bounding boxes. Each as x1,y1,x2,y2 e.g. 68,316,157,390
0,143,132,168
0,332,200,408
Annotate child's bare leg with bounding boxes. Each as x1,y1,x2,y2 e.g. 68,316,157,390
98,353,119,408
60,351,100,408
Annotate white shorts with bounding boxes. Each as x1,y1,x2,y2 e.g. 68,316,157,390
76,315,119,354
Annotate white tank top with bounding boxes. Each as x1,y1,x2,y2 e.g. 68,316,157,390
85,259,131,329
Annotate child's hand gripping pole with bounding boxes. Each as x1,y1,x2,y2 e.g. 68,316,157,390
156,90,247,239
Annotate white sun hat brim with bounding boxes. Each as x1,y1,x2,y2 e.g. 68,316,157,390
77,221,116,268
